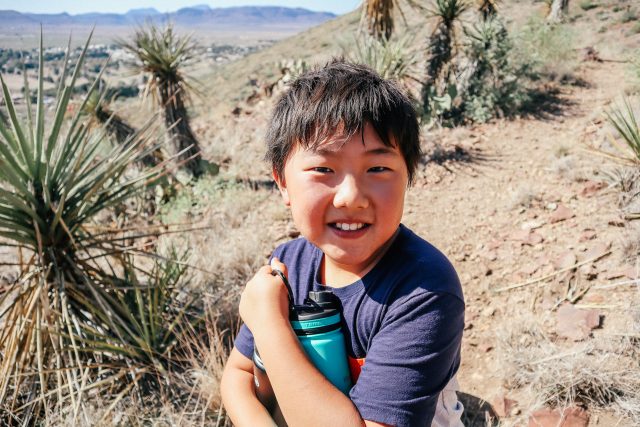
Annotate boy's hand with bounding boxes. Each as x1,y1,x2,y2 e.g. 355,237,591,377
239,257,291,336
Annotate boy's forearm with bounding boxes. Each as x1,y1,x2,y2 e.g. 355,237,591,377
254,318,365,427
220,364,277,427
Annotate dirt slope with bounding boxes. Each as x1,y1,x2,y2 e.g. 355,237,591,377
402,59,638,424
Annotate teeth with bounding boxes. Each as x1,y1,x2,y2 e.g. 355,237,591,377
335,222,365,231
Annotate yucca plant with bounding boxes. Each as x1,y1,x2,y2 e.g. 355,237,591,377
120,23,204,179
0,32,198,423
547,0,570,23
461,16,525,122
604,98,640,165
361,0,396,41
360,0,426,41
422,0,470,114
346,33,419,84
478,0,499,21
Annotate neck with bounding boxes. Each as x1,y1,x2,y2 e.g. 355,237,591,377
320,228,400,288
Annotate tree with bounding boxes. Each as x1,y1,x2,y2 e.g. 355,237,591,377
422,0,469,113
478,0,499,21
362,0,395,41
547,0,569,23
120,23,204,178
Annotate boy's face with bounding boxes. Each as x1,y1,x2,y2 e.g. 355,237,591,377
274,123,409,276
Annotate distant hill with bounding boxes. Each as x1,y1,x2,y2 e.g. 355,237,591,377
0,6,337,30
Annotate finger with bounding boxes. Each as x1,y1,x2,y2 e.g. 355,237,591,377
270,257,288,277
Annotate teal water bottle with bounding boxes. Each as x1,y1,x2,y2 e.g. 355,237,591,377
253,271,352,417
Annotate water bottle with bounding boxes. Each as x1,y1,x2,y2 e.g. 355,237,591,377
253,270,352,417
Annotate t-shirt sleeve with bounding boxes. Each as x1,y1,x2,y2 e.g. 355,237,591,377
349,291,464,427
233,323,254,360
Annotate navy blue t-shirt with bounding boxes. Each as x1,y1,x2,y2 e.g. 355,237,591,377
234,224,464,426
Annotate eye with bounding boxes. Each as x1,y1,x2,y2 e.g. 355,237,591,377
368,166,390,173
312,167,333,173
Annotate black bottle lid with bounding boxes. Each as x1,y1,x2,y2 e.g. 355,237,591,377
289,290,341,322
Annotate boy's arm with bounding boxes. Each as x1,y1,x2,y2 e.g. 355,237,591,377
220,347,277,426
240,260,390,427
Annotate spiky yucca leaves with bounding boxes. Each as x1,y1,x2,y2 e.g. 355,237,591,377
83,89,161,168
346,33,419,85
422,0,469,114
604,98,640,165
478,0,499,20
0,32,190,422
120,23,204,178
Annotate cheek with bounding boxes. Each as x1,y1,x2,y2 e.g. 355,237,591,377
289,186,330,223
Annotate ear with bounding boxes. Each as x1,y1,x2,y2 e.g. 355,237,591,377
273,168,290,206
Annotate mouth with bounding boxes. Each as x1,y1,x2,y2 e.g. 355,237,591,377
329,222,371,231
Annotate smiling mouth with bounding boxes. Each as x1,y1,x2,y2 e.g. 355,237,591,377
329,222,371,231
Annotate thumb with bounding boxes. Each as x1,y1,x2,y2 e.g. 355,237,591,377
270,257,288,278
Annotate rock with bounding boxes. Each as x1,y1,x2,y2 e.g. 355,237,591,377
528,406,589,427
479,341,493,353
550,204,574,223
581,242,611,262
579,180,605,197
578,229,597,242
482,307,496,318
578,263,598,280
492,395,518,418
521,220,546,230
584,294,605,303
520,263,539,276
510,230,544,246
546,202,558,211
553,251,577,270
481,250,498,262
606,266,637,280
556,304,602,341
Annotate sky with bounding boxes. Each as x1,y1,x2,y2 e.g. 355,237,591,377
0,1,361,15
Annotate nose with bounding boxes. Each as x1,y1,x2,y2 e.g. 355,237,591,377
333,175,369,210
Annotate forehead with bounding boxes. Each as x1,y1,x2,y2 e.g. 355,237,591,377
300,124,398,156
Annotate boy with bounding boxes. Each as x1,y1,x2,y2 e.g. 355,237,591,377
220,60,465,427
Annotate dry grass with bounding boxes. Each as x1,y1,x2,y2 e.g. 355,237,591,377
496,304,640,423
157,173,289,310
509,184,540,209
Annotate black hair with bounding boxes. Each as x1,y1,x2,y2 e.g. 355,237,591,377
265,59,421,184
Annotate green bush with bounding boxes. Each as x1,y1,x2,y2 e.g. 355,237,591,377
514,16,577,81
621,8,638,23
462,17,529,122
579,1,598,11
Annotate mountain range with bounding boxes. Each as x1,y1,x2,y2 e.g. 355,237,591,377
0,5,337,29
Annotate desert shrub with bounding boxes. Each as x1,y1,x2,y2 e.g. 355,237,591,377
621,8,638,23
579,1,598,11
514,16,577,81
497,315,640,422
461,17,530,122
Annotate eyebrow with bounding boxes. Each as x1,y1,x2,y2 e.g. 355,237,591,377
313,146,397,156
